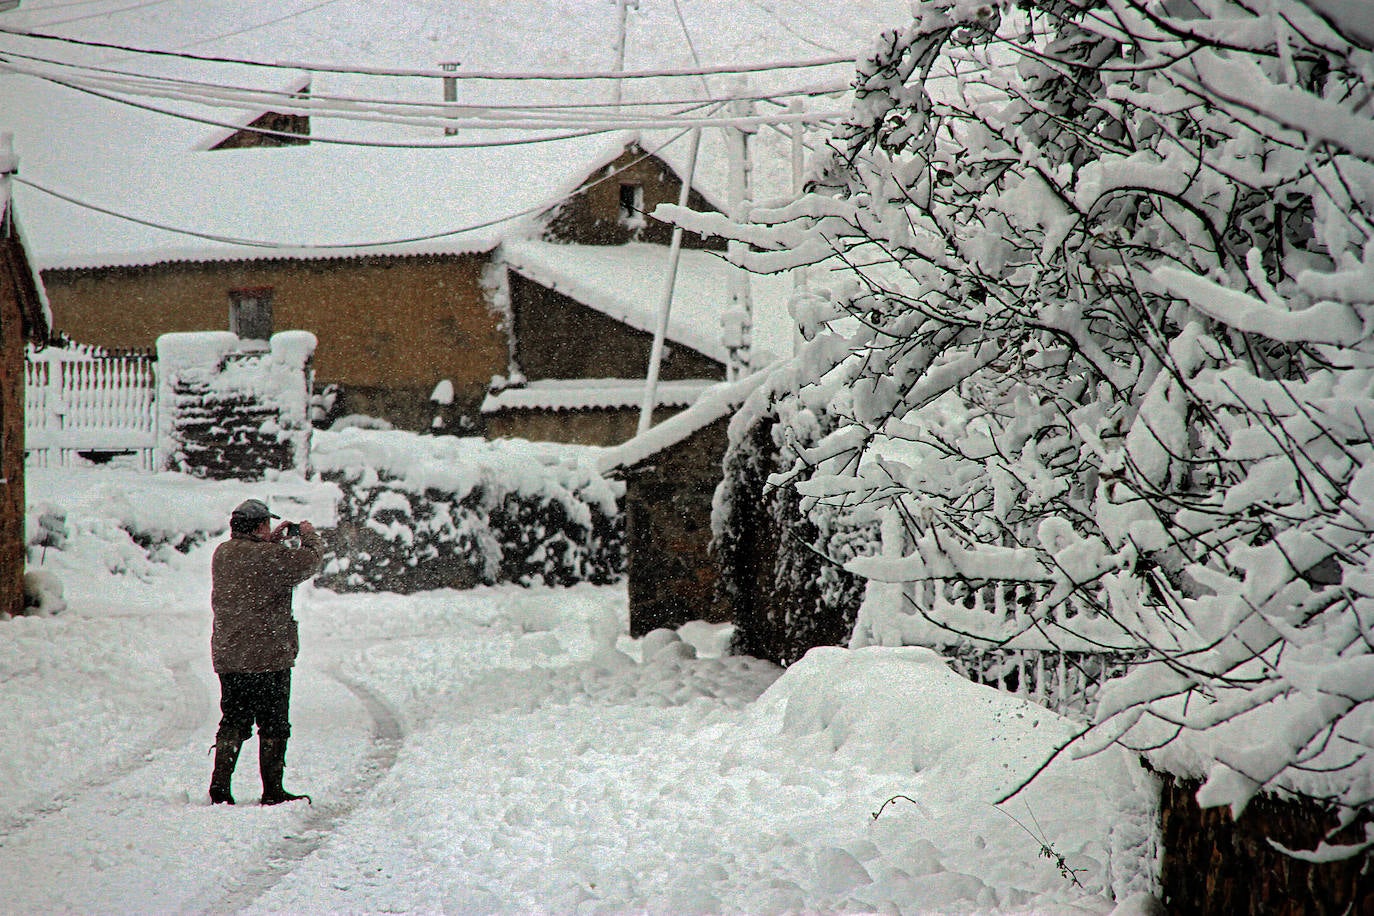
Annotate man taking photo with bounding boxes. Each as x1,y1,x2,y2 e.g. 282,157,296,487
208,498,325,806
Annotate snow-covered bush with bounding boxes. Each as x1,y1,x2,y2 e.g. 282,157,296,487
21,570,66,616
313,429,624,592
668,0,1374,825
713,381,878,665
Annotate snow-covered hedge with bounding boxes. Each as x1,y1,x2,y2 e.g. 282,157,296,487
313,429,625,592
713,381,877,665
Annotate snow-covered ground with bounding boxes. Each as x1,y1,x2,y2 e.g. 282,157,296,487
2,464,1159,914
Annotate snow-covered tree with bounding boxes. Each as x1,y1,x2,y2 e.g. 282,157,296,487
670,0,1374,829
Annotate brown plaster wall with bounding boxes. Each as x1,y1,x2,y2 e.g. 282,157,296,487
42,253,506,431
510,272,724,383
0,249,23,616
622,416,731,636
1158,775,1374,915
545,147,726,249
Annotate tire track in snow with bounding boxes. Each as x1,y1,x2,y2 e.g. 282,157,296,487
199,666,404,916
0,659,208,846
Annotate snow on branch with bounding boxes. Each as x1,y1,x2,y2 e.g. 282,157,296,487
678,0,1374,822
1153,266,1364,346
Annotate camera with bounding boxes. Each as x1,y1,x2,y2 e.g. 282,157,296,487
285,522,301,537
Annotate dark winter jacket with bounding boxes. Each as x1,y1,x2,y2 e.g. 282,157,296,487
211,530,325,674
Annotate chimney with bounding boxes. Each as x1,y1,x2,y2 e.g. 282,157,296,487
440,62,460,136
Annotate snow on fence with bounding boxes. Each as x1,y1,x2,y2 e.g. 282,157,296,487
25,349,158,470
853,575,1141,719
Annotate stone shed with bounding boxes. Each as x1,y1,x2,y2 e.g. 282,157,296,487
598,372,769,637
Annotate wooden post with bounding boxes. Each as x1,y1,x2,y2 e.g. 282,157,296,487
790,99,807,360
441,62,460,136
610,0,639,110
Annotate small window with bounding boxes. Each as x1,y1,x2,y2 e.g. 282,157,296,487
229,286,274,341
618,183,645,227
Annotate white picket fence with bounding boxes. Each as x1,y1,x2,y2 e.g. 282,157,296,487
897,577,1142,719
25,351,159,469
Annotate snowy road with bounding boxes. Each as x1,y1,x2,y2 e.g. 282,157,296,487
2,470,1158,913
0,612,388,913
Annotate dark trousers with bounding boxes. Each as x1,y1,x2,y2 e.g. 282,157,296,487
216,670,292,743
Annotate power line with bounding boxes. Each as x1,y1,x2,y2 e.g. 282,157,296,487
0,24,856,81
671,0,713,98
2,46,853,113
155,0,356,55
12,69,624,148
4,58,847,141
10,0,131,12
24,0,180,29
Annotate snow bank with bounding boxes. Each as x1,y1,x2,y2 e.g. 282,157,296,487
743,645,1160,905
24,465,339,584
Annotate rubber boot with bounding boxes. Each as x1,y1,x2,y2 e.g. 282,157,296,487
259,737,311,806
209,737,241,805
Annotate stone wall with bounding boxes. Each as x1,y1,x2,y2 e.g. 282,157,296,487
0,229,25,616
1157,774,1373,914
2,205,46,618
42,252,503,432
509,273,724,383
544,145,725,249
157,331,315,480
621,416,731,636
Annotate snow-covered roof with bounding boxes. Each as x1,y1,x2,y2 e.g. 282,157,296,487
0,1,913,270
481,378,715,414
500,238,801,366
22,134,642,269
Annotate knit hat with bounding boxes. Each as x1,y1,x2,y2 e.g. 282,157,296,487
230,498,279,523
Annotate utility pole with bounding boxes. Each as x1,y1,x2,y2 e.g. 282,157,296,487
611,0,639,110
639,129,702,435
1,133,14,486
722,85,755,381
1,133,15,227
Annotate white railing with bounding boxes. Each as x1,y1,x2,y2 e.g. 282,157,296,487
899,578,1142,719
25,351,158,469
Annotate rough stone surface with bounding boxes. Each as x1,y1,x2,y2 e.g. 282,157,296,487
622,416,731,636
168,380,295,480
1158,774,1374,915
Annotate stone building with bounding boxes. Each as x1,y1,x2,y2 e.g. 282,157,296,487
36,136,720,435
598,372,768,635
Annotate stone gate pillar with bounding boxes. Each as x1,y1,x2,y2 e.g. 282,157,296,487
156,330,316,479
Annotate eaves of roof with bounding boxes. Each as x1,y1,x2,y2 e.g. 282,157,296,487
3,204,52,343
